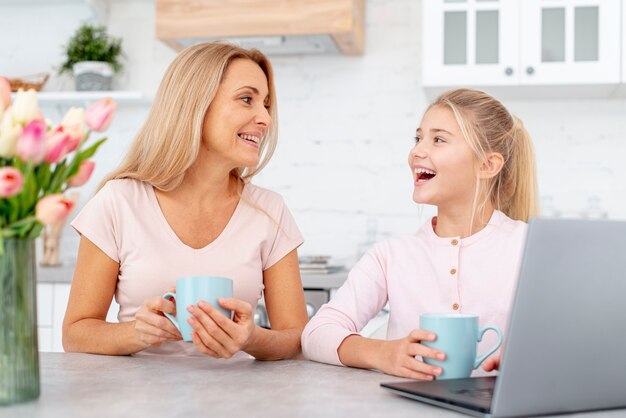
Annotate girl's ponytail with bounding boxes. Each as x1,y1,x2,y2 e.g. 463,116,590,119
497,116,539,222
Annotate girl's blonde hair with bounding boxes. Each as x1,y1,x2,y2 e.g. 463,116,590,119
100,42,278,191
431,88,539,222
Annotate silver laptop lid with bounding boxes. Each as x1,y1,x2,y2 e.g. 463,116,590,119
492,218,626,417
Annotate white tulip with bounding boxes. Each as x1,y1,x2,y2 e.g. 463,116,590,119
0,107,23,158
61,107,85,127
11,88,40,124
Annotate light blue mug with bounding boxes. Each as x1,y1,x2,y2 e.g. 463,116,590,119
162,276,233,342
420,313,503,380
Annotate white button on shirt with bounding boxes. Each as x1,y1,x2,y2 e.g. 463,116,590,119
302,210,528,376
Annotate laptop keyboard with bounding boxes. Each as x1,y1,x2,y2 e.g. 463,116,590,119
450,387,494,401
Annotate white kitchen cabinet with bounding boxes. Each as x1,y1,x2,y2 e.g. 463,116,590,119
36,282,120,352
36,283,53,328
37,327,53,353
422,0,519,86
520,0,620,85
37,283,54,352
422,0,621,88
51,284,71,352
622,0,626,83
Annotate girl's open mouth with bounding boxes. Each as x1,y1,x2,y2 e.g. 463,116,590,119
414,167,436,184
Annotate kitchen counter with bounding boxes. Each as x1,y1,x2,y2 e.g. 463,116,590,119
3,353,624,418
37,264,349,289
37,265,75,284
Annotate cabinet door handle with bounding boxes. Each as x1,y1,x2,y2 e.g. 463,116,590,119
526,66,535,75
505,67,514,76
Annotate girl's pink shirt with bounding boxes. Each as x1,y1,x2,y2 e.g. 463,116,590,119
302,210,527,375
71,178,303,356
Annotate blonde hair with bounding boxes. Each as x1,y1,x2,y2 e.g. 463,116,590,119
431,88,539,222
100,42,278,191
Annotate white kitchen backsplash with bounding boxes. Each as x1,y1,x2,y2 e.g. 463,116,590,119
3,0,626,269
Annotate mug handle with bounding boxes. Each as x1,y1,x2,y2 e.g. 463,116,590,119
473,325,503,369
162,292,180,332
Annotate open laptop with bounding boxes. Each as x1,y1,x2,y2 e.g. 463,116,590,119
381,218,626,417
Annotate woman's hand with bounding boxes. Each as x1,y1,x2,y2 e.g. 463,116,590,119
134,292,183,348
376,329,446,380
186,298,256,358
483,356,501,372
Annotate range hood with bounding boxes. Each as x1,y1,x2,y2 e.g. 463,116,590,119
156,0,365,55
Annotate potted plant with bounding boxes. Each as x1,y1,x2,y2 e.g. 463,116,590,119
59,23,123,91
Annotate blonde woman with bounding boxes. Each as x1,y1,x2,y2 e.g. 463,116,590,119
63,42,308,359
302,88,539,379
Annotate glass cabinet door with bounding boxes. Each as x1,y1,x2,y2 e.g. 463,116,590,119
422,0,519,86
520,0,620,85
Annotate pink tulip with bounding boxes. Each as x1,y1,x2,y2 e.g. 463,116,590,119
63,125,84,152
0,76,10,111
35,194,76,225
67,160,95,187
44,126,72,163
16,119,46,164
0,166,24,197
85,98,116,132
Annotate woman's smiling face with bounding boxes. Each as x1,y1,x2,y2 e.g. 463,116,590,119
201,58,272,169
408,105,481,209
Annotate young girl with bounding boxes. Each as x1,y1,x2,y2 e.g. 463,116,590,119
302,88,538,379
63,42,308,359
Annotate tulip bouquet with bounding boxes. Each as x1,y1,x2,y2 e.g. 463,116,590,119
0,76,115,254
0,76,117,405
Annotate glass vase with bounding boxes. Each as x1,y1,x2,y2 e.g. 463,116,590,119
0,238,40,405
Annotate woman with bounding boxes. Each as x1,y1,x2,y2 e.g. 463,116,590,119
63,42,308,359
302,88,538,378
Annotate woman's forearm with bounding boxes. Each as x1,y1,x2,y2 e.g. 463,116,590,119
63,319,146,355
243,326,304,360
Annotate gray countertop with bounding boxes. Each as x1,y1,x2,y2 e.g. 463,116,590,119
3,353,428,418
36,265,75,284
3,353,624,418
37,264,349,289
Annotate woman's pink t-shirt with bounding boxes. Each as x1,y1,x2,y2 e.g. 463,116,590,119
71,178,303,355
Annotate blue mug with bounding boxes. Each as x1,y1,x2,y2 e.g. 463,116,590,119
163,276,233,341
420,313,502,380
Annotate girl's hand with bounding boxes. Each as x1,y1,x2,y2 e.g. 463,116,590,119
376,329,446,380
483,356,501,372
186,298,256,358
134,292,183,348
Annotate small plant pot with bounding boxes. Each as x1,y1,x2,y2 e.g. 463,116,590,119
72,61,114,91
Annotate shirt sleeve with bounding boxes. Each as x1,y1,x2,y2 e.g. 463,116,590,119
301,243,389,366
262,196,304,270
70,182,120,263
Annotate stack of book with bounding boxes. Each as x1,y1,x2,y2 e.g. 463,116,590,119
299,256,345,274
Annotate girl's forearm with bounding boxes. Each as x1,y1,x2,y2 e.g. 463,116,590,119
63,319,146,355
337,334,386,370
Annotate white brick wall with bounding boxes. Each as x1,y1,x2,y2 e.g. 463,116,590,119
2,0,625,268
